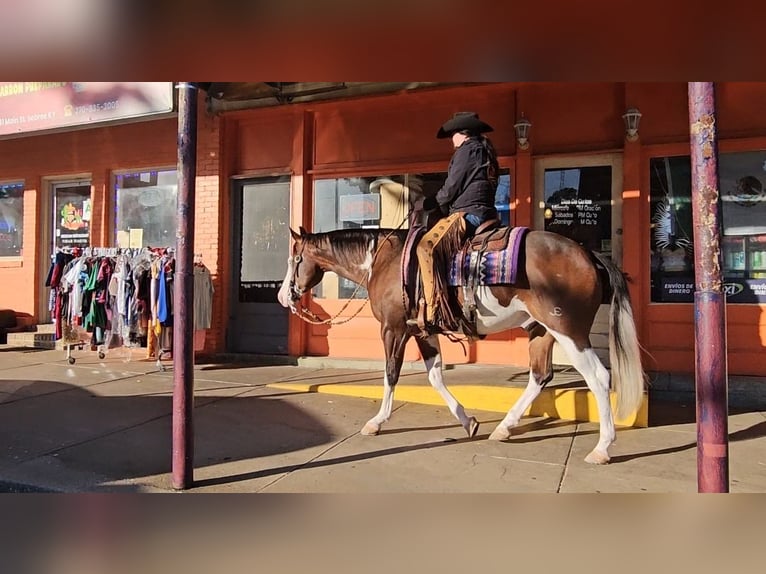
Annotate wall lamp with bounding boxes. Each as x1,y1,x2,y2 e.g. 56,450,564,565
622,107,642,142
514,116,532,150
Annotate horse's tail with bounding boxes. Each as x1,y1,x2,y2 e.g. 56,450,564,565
591,251,646,420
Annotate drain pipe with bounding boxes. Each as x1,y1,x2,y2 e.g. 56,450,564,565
688,82,729,493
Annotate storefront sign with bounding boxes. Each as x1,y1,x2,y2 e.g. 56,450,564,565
339,194,380,223
55,183,91,248
655,275,766,303
57,197,90,247
0,82,174,137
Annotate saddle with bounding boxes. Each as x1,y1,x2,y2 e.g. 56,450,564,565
455,221,514,327
402,219,526,338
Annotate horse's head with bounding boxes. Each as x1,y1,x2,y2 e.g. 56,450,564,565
277,226,326,312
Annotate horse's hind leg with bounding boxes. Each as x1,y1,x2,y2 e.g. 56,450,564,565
416,335,479,437
549,330,615,464
489,329,555,441
361,326,408,436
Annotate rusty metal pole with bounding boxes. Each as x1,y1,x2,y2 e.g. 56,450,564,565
172,82,198,490
688,82,729,493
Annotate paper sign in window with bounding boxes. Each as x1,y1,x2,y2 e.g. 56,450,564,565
129,228,143,248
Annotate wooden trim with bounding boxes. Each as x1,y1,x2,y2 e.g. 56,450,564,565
0,257,22,268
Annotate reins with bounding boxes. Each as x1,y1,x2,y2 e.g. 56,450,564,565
290,214,410,326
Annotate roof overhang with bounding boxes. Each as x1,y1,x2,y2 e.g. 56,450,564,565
194,82,469,112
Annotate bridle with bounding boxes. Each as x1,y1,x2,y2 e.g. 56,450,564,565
285,216,409,326
285,236,371,326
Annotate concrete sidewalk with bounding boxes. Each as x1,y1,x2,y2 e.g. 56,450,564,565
0,345,764,493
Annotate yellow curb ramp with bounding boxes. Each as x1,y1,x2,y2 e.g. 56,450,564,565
268,383,648,428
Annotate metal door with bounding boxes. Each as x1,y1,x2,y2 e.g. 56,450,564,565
228,177,291,354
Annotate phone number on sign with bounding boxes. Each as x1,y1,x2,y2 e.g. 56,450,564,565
74,100,119,114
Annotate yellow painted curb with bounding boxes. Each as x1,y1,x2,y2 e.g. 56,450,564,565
268,382,648,428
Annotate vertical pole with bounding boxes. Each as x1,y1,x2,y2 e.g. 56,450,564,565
172,82,198,490
687,82,729,493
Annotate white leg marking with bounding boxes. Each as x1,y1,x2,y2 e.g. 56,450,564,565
550,330,615,464
489,370,544,441
423,345,477,436
361,373,395,435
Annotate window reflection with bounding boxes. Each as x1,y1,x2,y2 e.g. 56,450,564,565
114,169,178,249
312,169,512,299
0,181,23,257
649,151,766,303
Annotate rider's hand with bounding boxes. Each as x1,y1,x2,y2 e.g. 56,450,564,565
422,196,438,211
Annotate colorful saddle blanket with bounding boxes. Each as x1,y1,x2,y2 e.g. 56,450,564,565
448,226,528,286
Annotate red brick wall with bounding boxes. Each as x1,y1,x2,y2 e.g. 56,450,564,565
0,117,178,317
0,91,226,356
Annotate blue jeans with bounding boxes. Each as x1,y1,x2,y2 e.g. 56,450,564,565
464,213,483,235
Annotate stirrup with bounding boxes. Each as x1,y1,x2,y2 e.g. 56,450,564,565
406,298,428,331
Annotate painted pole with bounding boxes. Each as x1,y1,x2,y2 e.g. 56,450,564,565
172,82,198,490
687,82,729,493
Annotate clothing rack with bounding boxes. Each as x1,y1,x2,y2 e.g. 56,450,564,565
47,245,180,370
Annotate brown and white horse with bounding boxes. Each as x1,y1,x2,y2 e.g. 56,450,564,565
277,226,645,464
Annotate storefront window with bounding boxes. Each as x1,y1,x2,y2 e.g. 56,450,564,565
0,181,23,257
312,170,511,299
542,166,613,257
650,151,766,303
114,169,178,249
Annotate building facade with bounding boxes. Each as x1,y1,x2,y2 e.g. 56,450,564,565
2,82,766,378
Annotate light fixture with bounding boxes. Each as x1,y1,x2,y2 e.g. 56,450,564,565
514,116,532,150
622,107,642,142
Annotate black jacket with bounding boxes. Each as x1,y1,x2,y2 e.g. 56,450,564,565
435,136,498,222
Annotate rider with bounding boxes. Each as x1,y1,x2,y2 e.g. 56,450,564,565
407,111,500,332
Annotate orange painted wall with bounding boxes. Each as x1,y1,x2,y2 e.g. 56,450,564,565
224,82,766,377
8,83,765,375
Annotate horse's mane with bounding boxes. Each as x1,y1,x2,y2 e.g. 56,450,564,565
304,228,407,266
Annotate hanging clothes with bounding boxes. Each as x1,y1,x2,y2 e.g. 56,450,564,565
193,264,214,330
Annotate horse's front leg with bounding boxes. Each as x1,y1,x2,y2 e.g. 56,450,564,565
416,335,479,437
361,325,409,436
489,328,554,441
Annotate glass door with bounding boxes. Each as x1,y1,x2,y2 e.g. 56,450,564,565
52,180,92,250
229,176,291,354
534,154,623,365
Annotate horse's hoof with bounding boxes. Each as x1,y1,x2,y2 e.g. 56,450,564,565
584,450,610,465
466,417,480,437
360,422,380,436
488,426,511,441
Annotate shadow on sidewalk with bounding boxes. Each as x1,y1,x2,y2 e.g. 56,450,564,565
609,419,766,464
0,379,334,491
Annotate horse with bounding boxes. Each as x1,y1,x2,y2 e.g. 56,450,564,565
277,224,645,464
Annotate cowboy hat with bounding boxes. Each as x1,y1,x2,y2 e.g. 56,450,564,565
436,111,494,139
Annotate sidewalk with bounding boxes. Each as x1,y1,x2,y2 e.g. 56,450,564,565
0,345,764,493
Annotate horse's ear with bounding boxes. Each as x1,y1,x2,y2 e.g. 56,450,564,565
299,226,308,236
289,227,301,240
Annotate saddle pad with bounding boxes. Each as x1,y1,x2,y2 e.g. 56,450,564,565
448,226,528,286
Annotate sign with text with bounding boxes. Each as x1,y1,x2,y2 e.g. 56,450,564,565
339,193,380,223
0,82,174,137
55,183,91,248
654,275,766,304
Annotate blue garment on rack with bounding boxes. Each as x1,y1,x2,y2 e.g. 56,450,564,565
157,263,167,323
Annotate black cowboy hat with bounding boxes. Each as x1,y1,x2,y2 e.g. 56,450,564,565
436,111,494,139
